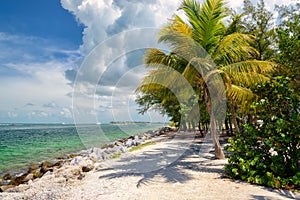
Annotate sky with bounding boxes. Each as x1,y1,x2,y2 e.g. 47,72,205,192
0,0,297,123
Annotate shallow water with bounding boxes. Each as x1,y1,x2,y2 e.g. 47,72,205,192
0,123,163,176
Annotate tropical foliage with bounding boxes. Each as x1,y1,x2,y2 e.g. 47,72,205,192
225,77,300,189
136,0,276,159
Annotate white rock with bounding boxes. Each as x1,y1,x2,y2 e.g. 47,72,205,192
70,156,84,166
80,159,94,172
125,139,133,147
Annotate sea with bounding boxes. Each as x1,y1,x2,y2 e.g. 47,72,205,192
0,123,164,176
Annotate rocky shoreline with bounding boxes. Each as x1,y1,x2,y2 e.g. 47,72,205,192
0,126,176,193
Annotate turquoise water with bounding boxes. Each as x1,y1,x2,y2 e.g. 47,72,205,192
0,123,163,176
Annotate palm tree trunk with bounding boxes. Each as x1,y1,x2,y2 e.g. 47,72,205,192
228,115,233,135
225,117,230,136
205,87,225,159
210,111,225,159
230,99,239,133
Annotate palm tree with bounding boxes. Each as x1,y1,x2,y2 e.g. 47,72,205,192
137,0,276,159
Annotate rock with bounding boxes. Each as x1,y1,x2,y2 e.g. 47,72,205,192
114,141,123,146
53,160,64,168
56,156,66,160
70,156,94,172
55,165,82,180
81,159,94,172
77,173,85,180
88,153,98,162
110,146,120,154
119,145,126,153
43,171,53,177
0,179,10,186
78,149,89,155
0,185,15,192
125,139,133,147
131,140,137,146
143,133,151,139
91,147,104,160
13,173,30,185
32,171,43,179
27,179,33,186
101,143,115,149
67,153,82,159
28,164,40,173
136,139,144,146
8,176,19,186
23,173,34,182
40,161,54,174
103,148,112,154
89,152,101,162
2,173,12,181
101,152,110,160
117,138,127,143
70,156,84,166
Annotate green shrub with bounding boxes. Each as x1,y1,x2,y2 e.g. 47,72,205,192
225,77,300,189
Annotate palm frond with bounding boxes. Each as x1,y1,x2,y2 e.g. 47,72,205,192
227,84,255,105
221,60,276,75
144,48,188,73
230,72,270,87
137,67,194,103
159,30,201,60
214,33,259,64
180,0,227,52
225,13,246,35
158,15,192,41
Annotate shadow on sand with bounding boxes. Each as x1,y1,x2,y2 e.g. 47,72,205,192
97,132,227,187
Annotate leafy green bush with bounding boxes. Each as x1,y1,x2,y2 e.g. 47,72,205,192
225,77,300,189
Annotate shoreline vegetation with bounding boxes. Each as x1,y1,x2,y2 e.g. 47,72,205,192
0,126,175,193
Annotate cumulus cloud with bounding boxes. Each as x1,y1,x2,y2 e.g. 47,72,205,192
61,0,180,123
0,60,75,123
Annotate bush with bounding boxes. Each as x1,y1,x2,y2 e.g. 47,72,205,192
225,77,300,189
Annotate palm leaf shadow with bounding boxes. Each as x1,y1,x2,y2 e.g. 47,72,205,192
97,138,227,188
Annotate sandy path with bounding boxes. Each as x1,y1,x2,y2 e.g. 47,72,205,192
1,132,299,200
65,133,298,200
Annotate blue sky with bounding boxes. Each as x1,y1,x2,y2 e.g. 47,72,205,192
0,0,84,123
0,0,83,47
0,0,295,123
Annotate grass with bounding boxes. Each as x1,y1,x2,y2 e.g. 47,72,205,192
109,142,156,160
110,153,122,160
128,142,156,152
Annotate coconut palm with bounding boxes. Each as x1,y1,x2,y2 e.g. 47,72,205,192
137,0,276,158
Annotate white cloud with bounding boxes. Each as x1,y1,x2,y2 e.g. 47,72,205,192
0,61,74,122
61,0,179,54
226,0,297,11
60,0,179,123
